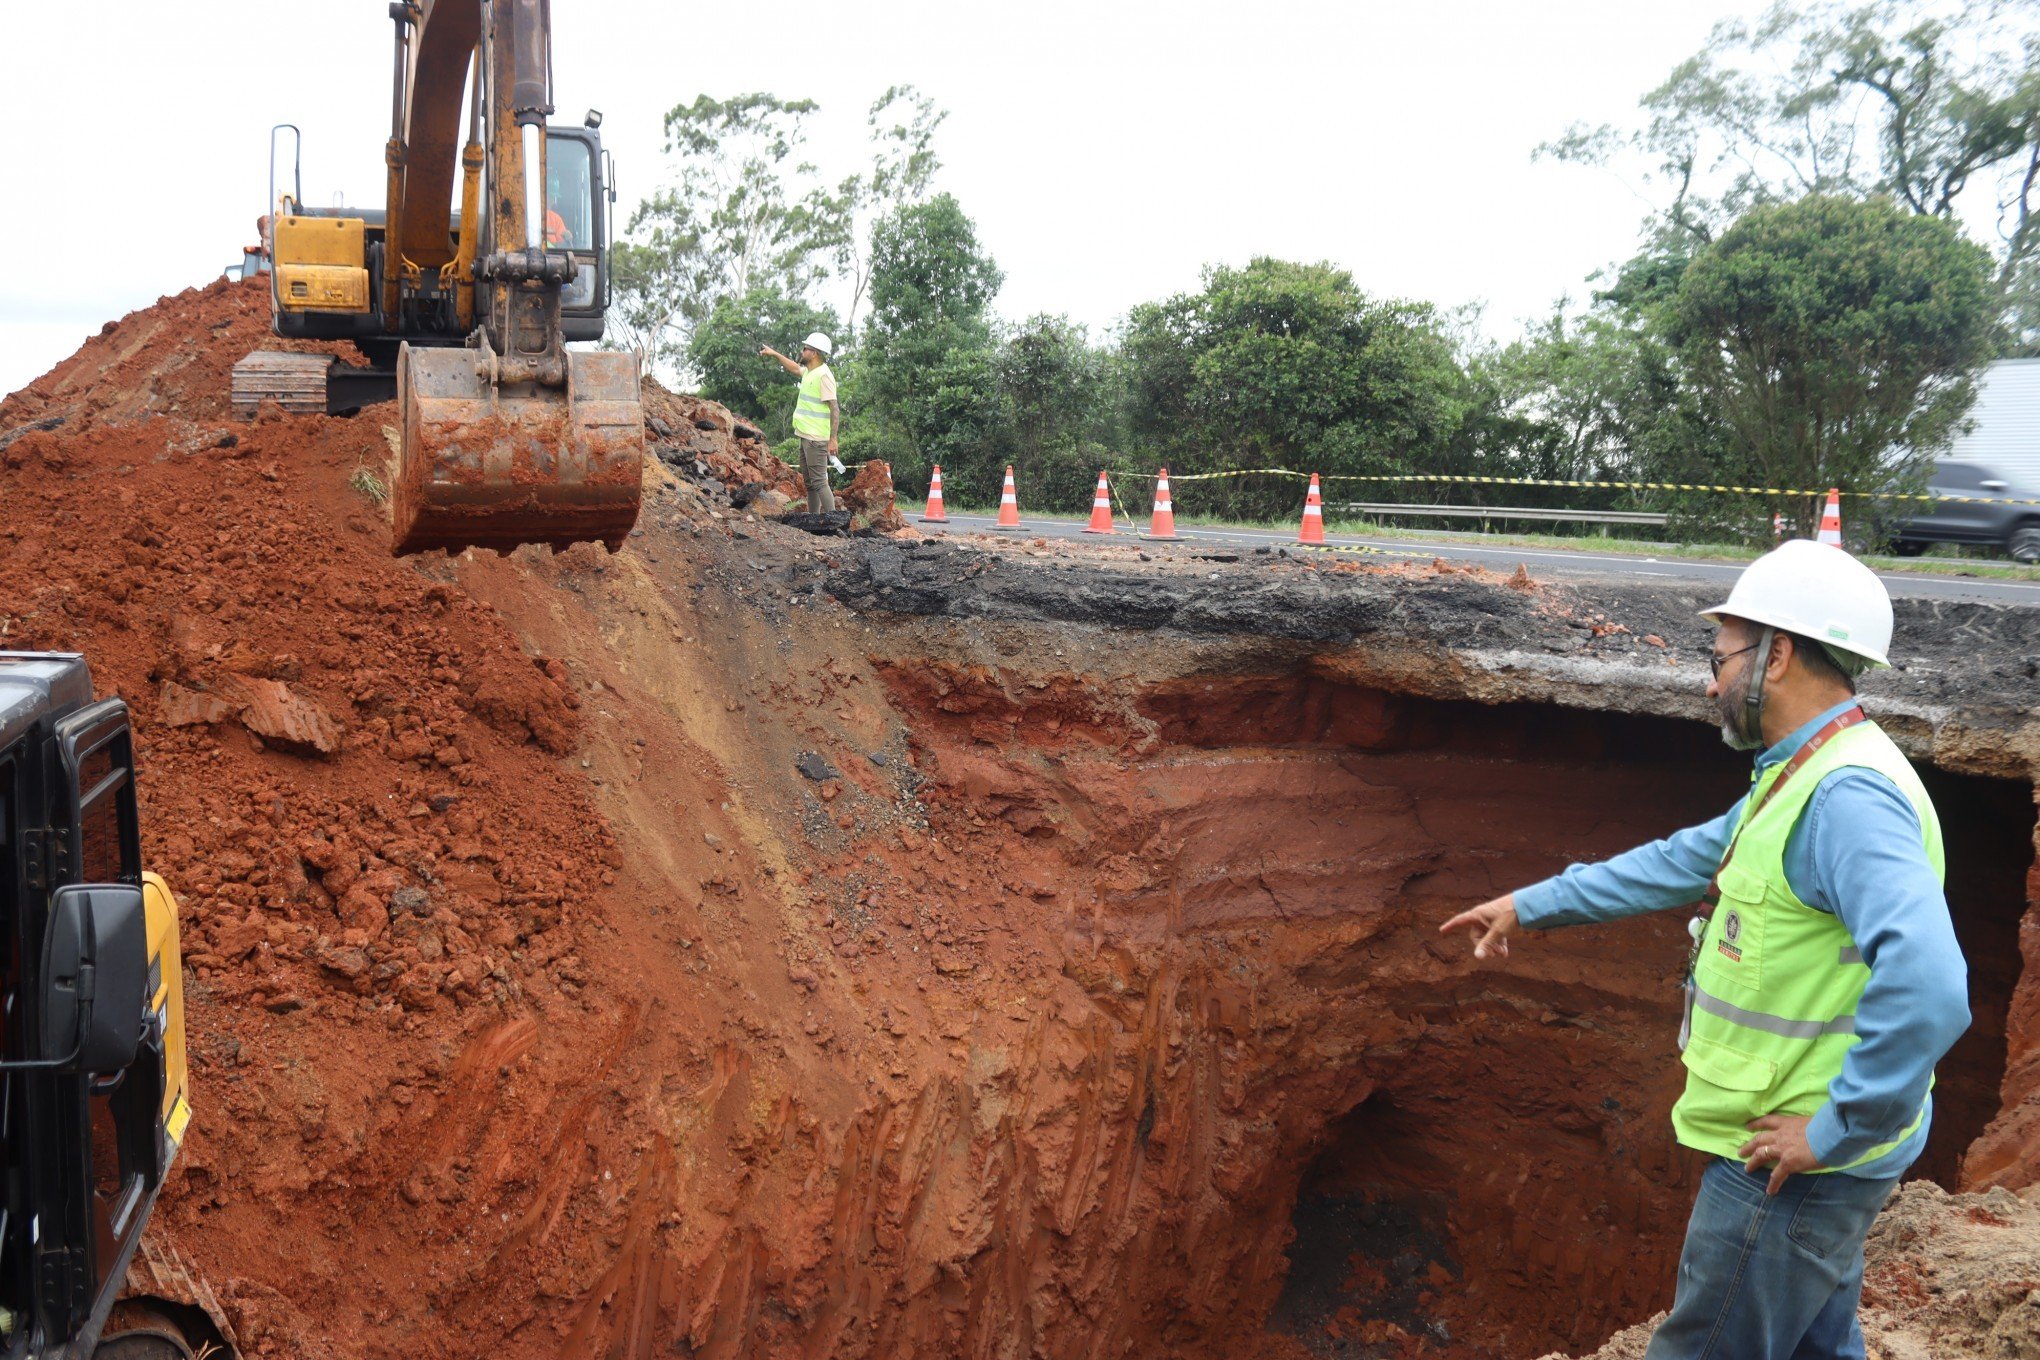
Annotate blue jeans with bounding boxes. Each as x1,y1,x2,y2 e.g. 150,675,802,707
1643,1157,1898,1360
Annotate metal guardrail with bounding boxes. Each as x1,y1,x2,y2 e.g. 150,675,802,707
1339,501,1669,527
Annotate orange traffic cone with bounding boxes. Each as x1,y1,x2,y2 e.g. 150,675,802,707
1817,489,1843,547
920,465,948,523
1082,470,1115,534
1297,473,1326,545
1147,467,1179,540
996,465,1022,529
1772,510,1785,543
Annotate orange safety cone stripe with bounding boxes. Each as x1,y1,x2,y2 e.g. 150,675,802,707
1147,467,1179,540
1083,470,1115,534
1297,473,1326,545
1817,488,1843,547
996,465,1022,529
920,464,948,522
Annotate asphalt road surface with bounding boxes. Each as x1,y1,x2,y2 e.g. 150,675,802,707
916,512,2040,607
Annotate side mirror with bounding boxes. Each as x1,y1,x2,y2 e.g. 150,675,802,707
1981,480,2008,492
41,884,148,1073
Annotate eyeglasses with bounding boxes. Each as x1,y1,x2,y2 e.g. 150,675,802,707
1709,641,1762,678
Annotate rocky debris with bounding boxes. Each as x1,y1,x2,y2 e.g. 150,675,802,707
838,459,906,533
158,675,341,755
0,281,613,1040
218,675,342,755
795,752,839,782
0,412,67,453
1541,1181,2040,1360
159,681,235,727
0,275,354,429
781,510,854,537
637,380,801,502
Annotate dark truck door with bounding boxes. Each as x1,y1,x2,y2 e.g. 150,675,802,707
1912,461,2000,543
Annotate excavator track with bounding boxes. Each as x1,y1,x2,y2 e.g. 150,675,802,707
111,1233,240,1357
229,352,332,416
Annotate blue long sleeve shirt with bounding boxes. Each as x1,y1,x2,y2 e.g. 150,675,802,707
1514,699,1971,1179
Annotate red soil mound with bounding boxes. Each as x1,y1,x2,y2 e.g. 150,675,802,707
1,276,351,427
2,280,631,1350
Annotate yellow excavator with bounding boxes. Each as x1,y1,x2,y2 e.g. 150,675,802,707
0,653,233,1359
235,0,644,557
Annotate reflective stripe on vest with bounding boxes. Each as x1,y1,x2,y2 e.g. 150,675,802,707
793,364,834,440
1672,718,1945,1171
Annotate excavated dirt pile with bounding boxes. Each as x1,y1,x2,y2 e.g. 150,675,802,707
2,277,2037,1360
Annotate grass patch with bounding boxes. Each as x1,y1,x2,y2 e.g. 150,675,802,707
349,466,389,505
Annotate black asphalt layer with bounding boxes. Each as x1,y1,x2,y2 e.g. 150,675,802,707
916,512,2040,608
822,529,2040,720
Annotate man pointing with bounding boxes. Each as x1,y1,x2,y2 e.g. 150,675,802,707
759,332,840,513
1442,540,1969,1360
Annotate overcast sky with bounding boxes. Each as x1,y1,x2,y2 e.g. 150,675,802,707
0,0,1777,399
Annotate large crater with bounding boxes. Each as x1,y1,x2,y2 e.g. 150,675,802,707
863,646,2035,1359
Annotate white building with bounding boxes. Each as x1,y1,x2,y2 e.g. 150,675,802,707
1946,357,2040,485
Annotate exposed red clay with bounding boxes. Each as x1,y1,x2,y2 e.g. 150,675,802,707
0,279,2033,1360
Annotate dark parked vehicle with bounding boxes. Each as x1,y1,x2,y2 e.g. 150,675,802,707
1890,460,2040,563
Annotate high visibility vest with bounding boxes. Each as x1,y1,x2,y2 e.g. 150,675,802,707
793,364,834,440
1674,719,1945,1169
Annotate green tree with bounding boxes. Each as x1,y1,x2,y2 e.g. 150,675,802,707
1544,1,2040,347
1668,195,1998,527
609,94,847,377
831,86,947,342
687,286,843,442
1469,310,1665,482
994,315,1111,507
859,193,1005,498
1122,258,1469,519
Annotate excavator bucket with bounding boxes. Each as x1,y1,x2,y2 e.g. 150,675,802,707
391,346,645,556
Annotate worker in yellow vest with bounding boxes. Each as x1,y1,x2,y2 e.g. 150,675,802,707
1442,540,1969,1360
759,332,840,513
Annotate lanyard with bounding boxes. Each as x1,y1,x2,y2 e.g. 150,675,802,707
1681,705,1866,1007
1702,705,1866,908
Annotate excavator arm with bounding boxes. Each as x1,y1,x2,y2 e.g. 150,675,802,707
392,0,644,556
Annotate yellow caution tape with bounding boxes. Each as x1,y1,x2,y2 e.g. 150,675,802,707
1294,541,1395,558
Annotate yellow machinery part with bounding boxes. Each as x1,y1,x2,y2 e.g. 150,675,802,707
272,214,366,265
273,215,371,314
141,872,190,1155
276,264,370,312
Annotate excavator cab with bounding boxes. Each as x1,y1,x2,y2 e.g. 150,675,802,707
239,1,644,558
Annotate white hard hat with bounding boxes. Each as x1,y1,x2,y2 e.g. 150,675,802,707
1699,539,1892,668
802,332,833,357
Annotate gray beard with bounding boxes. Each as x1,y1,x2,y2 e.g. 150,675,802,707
1717,670,1764,751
